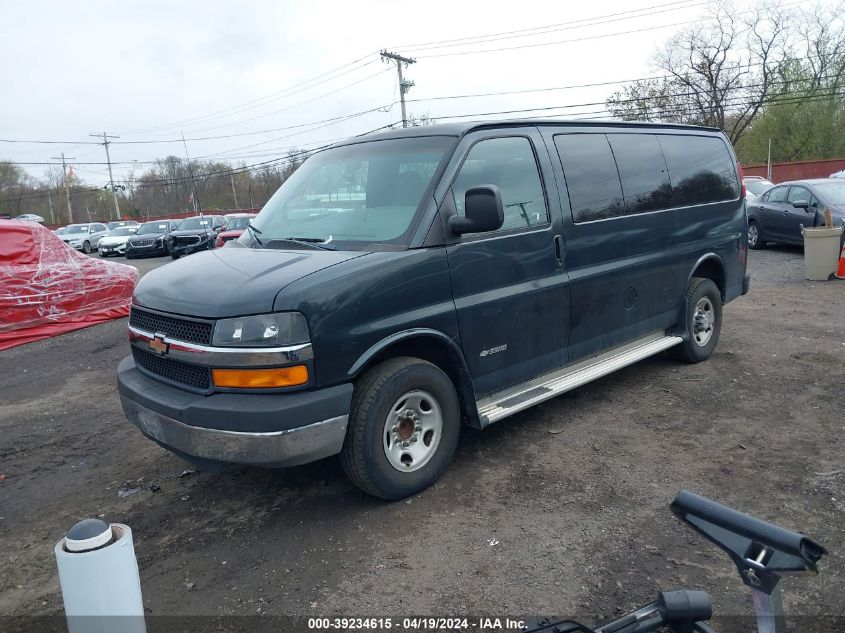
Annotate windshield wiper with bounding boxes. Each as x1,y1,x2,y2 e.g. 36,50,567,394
246,221,264,248
283,236,336,250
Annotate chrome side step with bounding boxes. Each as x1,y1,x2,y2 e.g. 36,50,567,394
476,332,683,427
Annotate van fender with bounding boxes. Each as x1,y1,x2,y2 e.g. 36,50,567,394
347,329,481,428
671,253,726,341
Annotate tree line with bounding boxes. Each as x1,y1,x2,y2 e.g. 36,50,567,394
0,150,306,225
606,0,845,165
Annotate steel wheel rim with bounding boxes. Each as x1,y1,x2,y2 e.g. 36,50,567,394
693,297,715,346
748,224,758,247
383,389,443,473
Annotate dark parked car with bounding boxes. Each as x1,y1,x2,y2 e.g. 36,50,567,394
168,215,226,259
118,119,749,499
746,178,845,249
125,220,180,258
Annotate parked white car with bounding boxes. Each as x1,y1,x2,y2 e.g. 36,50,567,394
830,170,845,179
16,213,45,223
97,225,139,257
59,222,110,254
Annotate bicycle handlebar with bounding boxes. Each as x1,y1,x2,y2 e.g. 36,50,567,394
671,490,826,566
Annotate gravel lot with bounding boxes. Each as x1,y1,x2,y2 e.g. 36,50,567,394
1,247,843,630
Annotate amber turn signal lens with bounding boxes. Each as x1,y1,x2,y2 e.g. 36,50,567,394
212,365,309,388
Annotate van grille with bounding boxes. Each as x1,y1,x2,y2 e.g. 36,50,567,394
132,348,211,391
129,307,213,345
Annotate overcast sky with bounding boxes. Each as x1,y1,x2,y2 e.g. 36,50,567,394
0,0,785,183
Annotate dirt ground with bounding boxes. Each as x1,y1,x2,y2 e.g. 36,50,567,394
1,247,843,631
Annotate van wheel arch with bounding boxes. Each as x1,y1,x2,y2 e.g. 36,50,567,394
349,332,479,428
688,254,726,301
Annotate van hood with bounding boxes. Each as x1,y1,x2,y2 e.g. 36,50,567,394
133,246,368,318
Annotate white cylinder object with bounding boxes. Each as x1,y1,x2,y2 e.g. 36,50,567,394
54,523,146,633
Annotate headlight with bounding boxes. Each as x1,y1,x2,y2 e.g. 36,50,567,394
212,312,309,348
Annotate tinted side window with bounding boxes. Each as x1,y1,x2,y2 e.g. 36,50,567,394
786,185,811,204
767,186,787,203
607,134,671,213
452,137,548,231
555,133,625,223
658,135,738,206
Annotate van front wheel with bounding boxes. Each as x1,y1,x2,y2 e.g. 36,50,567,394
340,357,460,500
672,277,723,363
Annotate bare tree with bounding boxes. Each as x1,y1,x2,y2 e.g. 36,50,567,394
607,0,795,143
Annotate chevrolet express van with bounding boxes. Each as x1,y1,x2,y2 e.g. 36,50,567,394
118,120,750,499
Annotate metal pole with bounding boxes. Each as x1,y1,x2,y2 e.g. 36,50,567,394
181,130,202,216
767,138,772,182
230,175,239,209
90,132,121,220
51,152,76,224
381,51,416,128
751,588,786,633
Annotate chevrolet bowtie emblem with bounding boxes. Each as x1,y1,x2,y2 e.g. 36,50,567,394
148,333,169,356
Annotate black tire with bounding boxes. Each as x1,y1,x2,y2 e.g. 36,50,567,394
340,357,460,500
672,277,723,363
82,241,91,254
748,220,766,250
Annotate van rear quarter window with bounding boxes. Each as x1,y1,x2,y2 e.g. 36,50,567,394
553,133,625,223
657,135,739,205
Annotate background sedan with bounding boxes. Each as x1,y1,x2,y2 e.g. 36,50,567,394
59,222,110,253
98,225,139,257
746,178,845,249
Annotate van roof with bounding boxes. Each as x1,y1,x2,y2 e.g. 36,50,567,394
337,118,723,146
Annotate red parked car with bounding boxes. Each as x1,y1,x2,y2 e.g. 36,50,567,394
215,213,257,248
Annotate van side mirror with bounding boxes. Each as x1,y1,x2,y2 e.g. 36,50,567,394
792,200,810,210
449,185,504,236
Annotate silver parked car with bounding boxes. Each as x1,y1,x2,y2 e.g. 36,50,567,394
59,222,110,254
97,225,139,257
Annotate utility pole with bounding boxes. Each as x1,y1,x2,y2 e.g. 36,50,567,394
181,130,202,216
230,174,239,209
51,152,75,224
381,50,416,128
767,138,772,182
47,192,55,224
91,132,121,221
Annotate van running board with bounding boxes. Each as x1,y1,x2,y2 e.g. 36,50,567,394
475,332,683,427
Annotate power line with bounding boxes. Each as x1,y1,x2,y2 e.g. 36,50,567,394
117,53,381,135
400,0,705,53
410,0,814,58
391,0,698,50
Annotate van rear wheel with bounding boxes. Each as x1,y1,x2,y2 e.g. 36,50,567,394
340,357,460,500
672,277,723,363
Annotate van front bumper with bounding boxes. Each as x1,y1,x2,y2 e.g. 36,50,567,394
117,355,353,468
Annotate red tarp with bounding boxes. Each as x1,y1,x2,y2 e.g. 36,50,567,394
0,221,138,351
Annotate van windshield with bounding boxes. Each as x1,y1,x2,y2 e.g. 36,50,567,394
245,136,453,249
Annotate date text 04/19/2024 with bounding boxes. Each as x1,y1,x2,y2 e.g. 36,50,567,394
307,617,527,630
